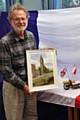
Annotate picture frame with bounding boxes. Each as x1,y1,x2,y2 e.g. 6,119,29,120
26,50,58,92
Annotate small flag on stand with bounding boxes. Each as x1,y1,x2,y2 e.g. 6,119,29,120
72,66,77,75
60,66,67,78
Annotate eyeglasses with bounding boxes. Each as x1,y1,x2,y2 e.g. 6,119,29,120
13,17,27,22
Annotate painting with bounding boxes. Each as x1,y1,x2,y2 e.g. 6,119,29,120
26,50,58,92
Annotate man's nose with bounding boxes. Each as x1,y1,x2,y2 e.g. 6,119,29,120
19,18,23,22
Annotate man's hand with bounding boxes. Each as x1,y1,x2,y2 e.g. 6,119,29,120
42,46,57,55
23,85,33,95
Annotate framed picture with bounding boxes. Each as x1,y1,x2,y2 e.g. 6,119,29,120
26,50,58,92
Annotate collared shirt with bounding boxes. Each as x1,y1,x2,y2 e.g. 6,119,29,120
0,29,37,90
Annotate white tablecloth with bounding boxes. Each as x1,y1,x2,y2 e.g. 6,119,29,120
37,87,80,108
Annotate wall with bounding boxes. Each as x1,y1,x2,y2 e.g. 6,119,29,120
23,0,42,10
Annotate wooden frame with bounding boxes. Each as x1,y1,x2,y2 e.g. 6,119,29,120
26,50,58,92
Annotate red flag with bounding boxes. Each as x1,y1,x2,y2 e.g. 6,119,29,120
60,67,67,78
72,66,77,75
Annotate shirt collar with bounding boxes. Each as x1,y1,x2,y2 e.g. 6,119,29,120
11,29,28,41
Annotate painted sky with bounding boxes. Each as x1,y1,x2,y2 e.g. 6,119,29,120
30,53,53,68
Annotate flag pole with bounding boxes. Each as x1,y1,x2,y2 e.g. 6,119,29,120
65,65,70,80
71,64,76,80
71,72,73,80
66,65,72,86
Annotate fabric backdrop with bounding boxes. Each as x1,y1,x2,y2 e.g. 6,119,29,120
0,7,80,108
0,8,80,85
37,7,80,86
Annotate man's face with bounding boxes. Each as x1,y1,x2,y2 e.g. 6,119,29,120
10,9,28,33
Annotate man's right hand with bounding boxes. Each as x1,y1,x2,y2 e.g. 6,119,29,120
23,85,33,95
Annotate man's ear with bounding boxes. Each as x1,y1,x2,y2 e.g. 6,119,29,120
8,19,12,26
9,21,12,26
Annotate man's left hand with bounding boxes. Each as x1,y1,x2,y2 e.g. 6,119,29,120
42,46,57,55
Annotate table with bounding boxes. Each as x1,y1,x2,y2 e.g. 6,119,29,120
37,87,80,120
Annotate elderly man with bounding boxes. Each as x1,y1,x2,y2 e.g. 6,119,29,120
0,3,56,120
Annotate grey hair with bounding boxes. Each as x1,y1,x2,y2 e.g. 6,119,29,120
8,3,30,21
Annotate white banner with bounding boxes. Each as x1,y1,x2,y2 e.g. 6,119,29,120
37,7,80,86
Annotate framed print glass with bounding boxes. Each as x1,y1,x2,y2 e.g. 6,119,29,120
26,50,58,92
